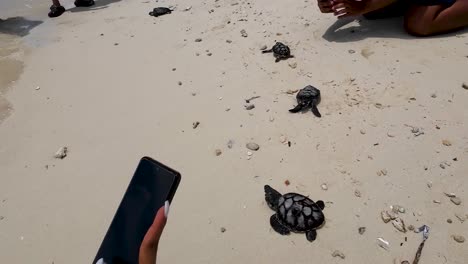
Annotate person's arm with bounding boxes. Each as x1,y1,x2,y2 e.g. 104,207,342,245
332,0,399,18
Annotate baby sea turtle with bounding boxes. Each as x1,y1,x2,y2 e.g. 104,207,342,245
264,185,325,242
149,7,173,17
289,85,321,117
262,42,293,62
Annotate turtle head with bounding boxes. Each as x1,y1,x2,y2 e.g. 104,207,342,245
264,185,282,211
316,200,325,210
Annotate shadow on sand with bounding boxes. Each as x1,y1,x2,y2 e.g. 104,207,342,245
322,17,468,42
0,17,43,37
68,0,122,13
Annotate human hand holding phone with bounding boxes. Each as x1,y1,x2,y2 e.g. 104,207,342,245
138,201,169,264
94,157,180,264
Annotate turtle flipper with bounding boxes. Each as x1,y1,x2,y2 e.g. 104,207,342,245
289,103,304,113
306,229,317,242
262,49,273,53
316,200,325,210
270,214,290,235
264,185,281,210
311,104,321,118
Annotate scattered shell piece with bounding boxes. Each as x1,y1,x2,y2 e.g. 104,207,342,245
358,227,366,235
220,227,226,233
387,210,398,220
381,169,388,176
433,200,441,204
195,38,202,42
247,151,253,156
442,140,452,146
288,62,297,69
447,218,453,224
444,192,456,198
279,135,288,144
246,142,260,151
331,250,345,259
354,190,361,197
54,147,68,159
381,211,391,223
377,238,390,250
455,213,466,223
192,121,200,129
452,235,465,243
35,86,40,90
226,39,232,43
462,82,468,90
285,89,298,95
401,261,410,264
391,218,407,233
450,197,462,205
321,184,328,191
227,140,234,149
215,149,222,156
284,180,290,186
184,6,192,11
348,49,356,54
240,29,248,37
408,225,415,231
178,81,182,86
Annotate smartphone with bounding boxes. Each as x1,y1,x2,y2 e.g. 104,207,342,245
93,157,181,264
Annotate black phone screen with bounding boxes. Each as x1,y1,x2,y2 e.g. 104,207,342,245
93,157,181,264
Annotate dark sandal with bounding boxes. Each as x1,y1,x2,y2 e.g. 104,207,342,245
48,5,66,18
74,0,95,7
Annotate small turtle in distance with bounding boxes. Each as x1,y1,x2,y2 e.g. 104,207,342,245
149,7,173,17
264,185,325,242
289,85,322,118
262,42,294,62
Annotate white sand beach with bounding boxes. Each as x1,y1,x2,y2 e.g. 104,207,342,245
1,0,467,263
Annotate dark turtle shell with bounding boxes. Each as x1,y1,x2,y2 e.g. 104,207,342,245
277,193,324,232
272,42,291,58
297,85,320,104
149,7,172,17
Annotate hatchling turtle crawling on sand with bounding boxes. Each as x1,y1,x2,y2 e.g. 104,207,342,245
149,7,173,17
262,42,294,62
289,85,322,118
264,185,325,242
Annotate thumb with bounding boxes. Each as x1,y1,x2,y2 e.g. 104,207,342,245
139,201,169,264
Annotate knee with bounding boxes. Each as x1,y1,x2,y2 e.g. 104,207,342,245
404,16,434,37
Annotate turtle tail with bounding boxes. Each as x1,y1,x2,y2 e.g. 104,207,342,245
262,49,273,53
264,185,281,210
289,103,304,113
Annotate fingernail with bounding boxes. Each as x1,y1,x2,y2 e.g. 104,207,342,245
164,200,170,218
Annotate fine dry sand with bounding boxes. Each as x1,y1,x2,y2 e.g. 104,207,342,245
1,0,468,263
